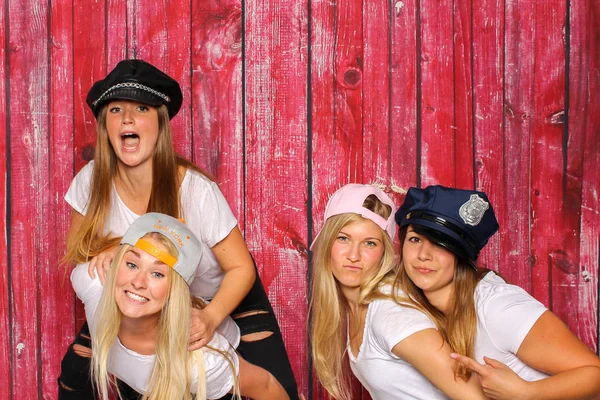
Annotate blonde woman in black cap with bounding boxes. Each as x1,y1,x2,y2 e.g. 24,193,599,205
394,185,600,400
71,212,288,400
310,184,487,400
58,59,298,399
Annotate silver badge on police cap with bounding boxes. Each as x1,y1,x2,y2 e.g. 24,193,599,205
459,194,489,226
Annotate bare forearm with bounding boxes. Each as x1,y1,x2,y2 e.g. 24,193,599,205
525,366,600,400
204,266,255,326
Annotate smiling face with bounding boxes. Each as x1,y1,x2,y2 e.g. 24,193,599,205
105,100,160,170
329,218,385,301
114,236,171,322
402,226,457,306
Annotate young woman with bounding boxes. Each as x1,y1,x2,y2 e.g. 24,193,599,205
59,59,298,399
71,212,289,400
310,183,487,400
395,185,600,400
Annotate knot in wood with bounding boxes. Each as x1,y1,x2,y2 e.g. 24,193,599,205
343,69,361,86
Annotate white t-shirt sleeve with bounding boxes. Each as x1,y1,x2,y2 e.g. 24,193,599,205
479,284,547,354
64,161,94,215
370,300,438,355
182,174,237,249
201,333,239,399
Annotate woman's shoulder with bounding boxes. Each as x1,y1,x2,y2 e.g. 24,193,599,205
475,271,545,312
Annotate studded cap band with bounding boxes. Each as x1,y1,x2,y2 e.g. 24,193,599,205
91,82,171,107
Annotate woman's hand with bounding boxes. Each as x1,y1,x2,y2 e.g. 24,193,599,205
451,353,531,400
88,245,119,285
189,307,218,351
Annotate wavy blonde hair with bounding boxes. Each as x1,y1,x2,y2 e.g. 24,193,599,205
91,232,239,400
63,104,208,265
393,226,489,382
309,195,396,400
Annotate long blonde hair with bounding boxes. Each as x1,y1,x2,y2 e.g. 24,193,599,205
64,104,207,265
393,226,488,381
91,232,239,400
310,195,396,400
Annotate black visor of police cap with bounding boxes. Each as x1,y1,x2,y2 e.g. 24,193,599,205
86,59,183,119
395,185,499,262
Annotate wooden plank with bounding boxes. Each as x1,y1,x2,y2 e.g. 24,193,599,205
7,0,49,397
503,0,535,292
43,0,76,396
134,0,194,159
452,0,475,190
244,0,309,395
419,0,456,186
190,0,245,222
73,0,107,172
389,0,418,195
106,0,127,66
0,0,10,395
72,0,110,336
528,1,569,316
471,0,505,273
569,0,600,351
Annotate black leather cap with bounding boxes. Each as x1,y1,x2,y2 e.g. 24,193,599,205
86,59,183,119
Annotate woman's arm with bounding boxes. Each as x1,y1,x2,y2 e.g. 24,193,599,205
237,356,290,400
392,328,488,400
503,310,600,400
190,226,256,349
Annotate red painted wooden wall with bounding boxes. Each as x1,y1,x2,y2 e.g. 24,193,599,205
0,0,598,399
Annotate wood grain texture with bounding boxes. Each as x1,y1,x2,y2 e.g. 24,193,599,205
471,0,505,274
190,0,245,222
528,0,568,316
503,0,535,292
44,0,76,396
569,0,600,351
419,0,456,187
0,0,10,396
7,0,49,396
244,0,310,394
389,0,418,194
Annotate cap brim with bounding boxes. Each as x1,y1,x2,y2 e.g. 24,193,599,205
409,224,474,263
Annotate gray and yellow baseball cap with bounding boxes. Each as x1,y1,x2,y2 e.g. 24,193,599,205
121,212,201,285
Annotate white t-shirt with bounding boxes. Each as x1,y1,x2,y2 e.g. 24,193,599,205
65,161,238,299
71,262,240,399
349,288,449,400
475,272,549,381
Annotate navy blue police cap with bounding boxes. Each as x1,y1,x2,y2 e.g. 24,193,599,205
86,59,183,119
395,185,499,261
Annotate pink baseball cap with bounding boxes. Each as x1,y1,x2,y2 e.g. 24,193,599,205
310,184,397,250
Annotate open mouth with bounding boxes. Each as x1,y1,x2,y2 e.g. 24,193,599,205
121,132,140,150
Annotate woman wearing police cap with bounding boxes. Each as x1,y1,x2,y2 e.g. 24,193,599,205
394,185,600,400
58,59,298,399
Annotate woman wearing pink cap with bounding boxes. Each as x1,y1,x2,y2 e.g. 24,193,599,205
394,185,600,400
72,212,289,400
310,184,487,400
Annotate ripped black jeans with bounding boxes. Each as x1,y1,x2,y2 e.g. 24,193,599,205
58,267,299,399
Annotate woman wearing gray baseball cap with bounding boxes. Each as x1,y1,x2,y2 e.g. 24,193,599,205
395,185,600,399
71,212,289,400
